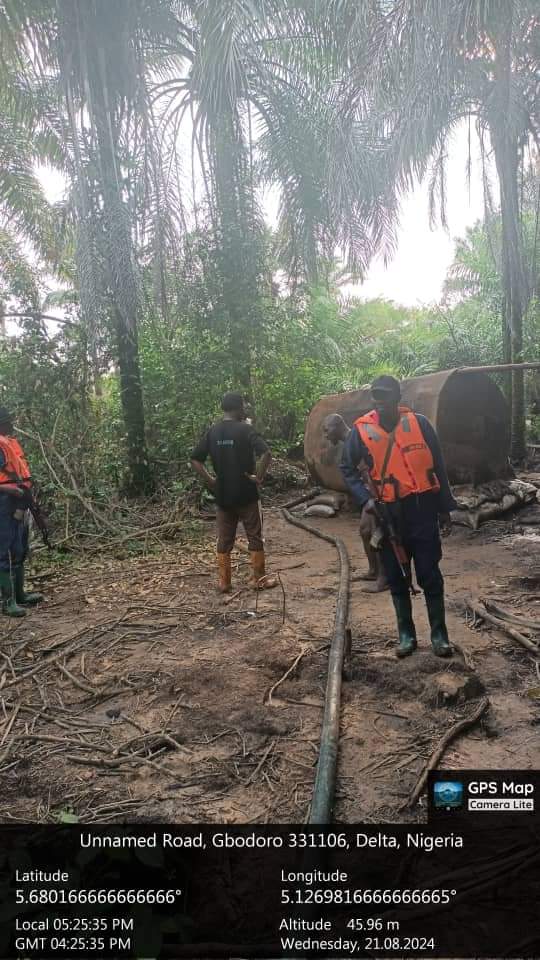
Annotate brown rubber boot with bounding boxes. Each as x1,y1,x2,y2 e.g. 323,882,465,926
217,553,232,594
249,550,277,589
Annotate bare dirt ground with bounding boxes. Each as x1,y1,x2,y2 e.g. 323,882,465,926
1,498,538,825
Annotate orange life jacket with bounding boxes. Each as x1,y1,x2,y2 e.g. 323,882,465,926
9,438,31,487
0,436,31,488
354,406,440,502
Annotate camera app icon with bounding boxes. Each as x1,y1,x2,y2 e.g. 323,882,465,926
433,781,464,810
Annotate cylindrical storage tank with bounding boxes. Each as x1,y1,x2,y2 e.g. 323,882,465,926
304,369,511,491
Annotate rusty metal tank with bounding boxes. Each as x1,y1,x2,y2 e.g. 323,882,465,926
304,369,511,491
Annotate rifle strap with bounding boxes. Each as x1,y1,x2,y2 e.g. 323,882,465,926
378,427,397,498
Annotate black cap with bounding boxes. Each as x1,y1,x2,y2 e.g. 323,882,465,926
221,392,245,413
371,375,401,398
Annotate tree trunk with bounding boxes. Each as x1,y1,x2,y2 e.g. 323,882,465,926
509,279,525,462
57,1,152,493
500,265,512,412
112,307,152,495
491,6,530,462
211,113,263,399
93,69,153,493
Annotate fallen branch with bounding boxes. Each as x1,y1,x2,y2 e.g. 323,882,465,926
57,662,96,695
31,533,76,554
466,600,540,654
0,704,20,748
1,625,138,691
0,732,105,765
404,697,490,809
223,590,243,606
88,519,185,551
483,600,540,632
111,729,191,758
3,646,86,690
65,739,181,780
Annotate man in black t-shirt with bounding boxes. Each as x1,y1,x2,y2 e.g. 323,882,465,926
191,393,277,594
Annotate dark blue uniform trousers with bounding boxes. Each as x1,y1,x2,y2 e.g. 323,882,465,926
380,492,444,597
0,496,28,572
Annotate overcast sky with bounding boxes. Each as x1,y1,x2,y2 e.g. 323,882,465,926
353,123,488,306
38,120,489,309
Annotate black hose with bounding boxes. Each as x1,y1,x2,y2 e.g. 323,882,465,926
281,504,350,823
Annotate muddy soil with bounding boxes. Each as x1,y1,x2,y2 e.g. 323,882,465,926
0,503,538,824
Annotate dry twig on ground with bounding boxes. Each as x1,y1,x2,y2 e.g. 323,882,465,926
404,697,490,809
467,600,540,654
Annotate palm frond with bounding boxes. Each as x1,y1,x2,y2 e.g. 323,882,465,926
0,227,41,308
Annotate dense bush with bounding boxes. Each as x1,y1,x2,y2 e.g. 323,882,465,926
1,215,538,511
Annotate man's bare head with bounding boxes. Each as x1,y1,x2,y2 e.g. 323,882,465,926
323,414,350,445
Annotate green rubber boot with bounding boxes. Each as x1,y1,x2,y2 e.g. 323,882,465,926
391,592,417,658
0,571,26,617
426,591,452,657
15,565,43,606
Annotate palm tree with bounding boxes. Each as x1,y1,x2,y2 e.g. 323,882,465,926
337,0,539,459
1,0,188,492
153,0,398,393
0,5,67,318
11,0,189,492
53,0,183,493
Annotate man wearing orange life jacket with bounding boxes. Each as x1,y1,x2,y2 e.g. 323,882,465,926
0,407,43,616
340,376,457,658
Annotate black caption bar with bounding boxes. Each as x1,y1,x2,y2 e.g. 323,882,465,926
0,823,538,958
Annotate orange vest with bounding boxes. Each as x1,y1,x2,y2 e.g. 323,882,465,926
354,407,440,502
9,438,31,486
0,436,31,488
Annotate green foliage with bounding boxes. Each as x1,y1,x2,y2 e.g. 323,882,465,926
0,230,41,309
55,808,79,824
0,317,123,507
0,207,538,524
0,0,538,518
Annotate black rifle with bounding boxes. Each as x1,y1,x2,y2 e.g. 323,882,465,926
25,490,52,551
2,459,52,550
358,462,418,594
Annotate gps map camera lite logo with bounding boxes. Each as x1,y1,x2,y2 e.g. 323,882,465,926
433,781,464,810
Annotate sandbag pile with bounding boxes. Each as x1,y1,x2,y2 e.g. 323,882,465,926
451,478,539,530
298,492,346,518
293,477,540,529
520,473,540,501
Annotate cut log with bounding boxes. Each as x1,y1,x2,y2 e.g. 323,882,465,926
483,601,540,632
